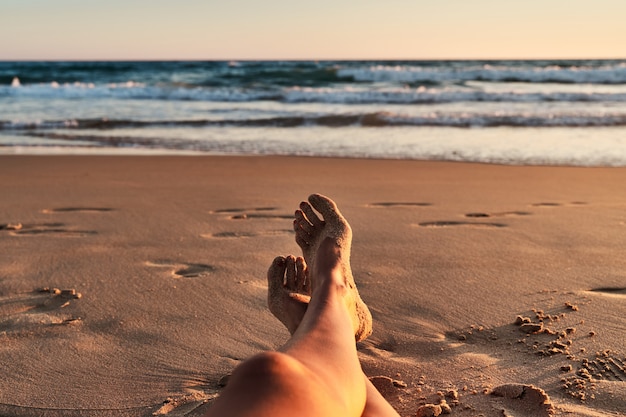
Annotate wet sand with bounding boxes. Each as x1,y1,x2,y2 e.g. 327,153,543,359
1,155,625,416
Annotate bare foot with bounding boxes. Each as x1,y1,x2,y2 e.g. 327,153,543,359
267,255,311,335
293,193,372,341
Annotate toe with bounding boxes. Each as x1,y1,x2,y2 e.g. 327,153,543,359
308,193,341,222
285,255,297,290
294,220,310,247
300,201,324,228
295,233,309,249
295,209,314,233
267,256,286,288
295,257,310,294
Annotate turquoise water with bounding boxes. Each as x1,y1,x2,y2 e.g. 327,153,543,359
2,60,626,165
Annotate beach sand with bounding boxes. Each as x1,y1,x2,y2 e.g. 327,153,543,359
0,155,624,417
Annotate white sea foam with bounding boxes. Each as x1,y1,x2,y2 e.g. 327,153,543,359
284,85,626,104
4,126,625,166
4,81,626,105
0,82,275,102
337,63,626,84
2,60,626,165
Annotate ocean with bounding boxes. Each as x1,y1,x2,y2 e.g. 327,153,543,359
2,60,626,165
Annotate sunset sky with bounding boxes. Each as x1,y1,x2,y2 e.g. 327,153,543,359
1,0,625,60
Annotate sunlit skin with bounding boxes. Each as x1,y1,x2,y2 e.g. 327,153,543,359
203,194,399,417
265,254,400,417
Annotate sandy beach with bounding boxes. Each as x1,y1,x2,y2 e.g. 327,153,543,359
0,155,624,417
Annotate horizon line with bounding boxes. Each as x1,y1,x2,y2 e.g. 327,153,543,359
1,57,626,62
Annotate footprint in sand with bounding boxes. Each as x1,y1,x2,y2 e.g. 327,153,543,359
414,209,529,228
228,213,293,220
210,207,277,214
587,287,626,298
414,221,507,228
491,384,554,417
465,211,531,218
577,355,626,382
0,222,97,236
0,288,82,333
367,202,432,208
202,229,293,239
41,207,115,214
209,207,292,220
205,207,294,237
2,207,110,236
579,288,626,381
531,201,588,207
146,260,216,278
532,202,562,207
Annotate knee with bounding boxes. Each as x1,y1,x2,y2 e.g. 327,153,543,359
231,351,308,383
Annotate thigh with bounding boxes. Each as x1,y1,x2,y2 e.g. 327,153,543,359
204,351,354,417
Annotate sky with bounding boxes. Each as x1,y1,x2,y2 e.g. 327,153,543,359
1,0,625,60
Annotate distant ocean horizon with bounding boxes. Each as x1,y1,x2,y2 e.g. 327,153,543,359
2,60,626,165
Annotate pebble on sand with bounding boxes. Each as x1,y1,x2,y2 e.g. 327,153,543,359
416,404,442,417
519,323,543,334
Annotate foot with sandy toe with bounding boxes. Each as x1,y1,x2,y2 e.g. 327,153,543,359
267,255,311,335
293,193,372,342
266,243,399,416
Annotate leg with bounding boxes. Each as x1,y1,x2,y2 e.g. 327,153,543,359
294,193,372,341
267,255,310,335
205,195,372,417
268,254,400,417
363,377,402,417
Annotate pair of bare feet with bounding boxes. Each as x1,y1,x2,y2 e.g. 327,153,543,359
206,194,399,417
267,193,372,341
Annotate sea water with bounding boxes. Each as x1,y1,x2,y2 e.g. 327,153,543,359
1,60,626,165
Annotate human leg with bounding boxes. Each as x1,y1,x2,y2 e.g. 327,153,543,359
267,255,309,335
293,193,372,341
204,196,371,417
267,254,400,417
